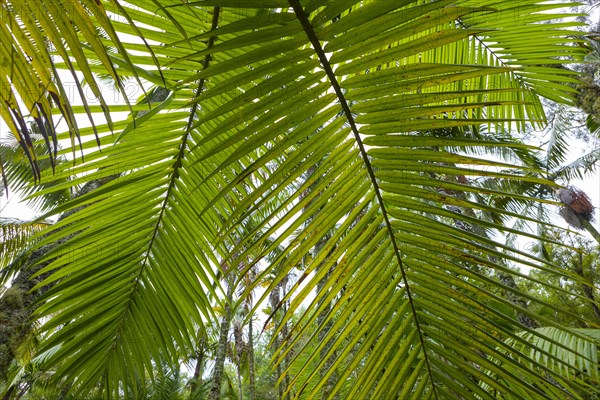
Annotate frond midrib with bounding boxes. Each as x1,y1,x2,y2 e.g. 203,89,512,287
287,1,439,397
104,6,222,371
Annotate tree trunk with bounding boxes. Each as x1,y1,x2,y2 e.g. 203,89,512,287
236,361,243,400
248,315,256,400
190,334,206,395
234,322,244,400
208,282,235,400
270,284,285,400
279,276,292,400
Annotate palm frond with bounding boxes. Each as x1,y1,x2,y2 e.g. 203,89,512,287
553,147,600,181
0,1,593,398
496,327,600,396
0,217,51,286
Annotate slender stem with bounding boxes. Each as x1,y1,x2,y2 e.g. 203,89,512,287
582,219,600,245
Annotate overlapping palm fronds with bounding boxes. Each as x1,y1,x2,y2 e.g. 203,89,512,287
0,1,596,398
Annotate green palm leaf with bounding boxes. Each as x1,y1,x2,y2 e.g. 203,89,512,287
0,218,50,285
489,327,600,399
0,0,594,398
